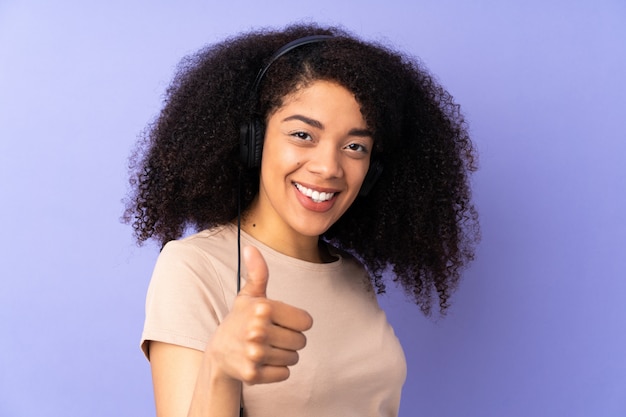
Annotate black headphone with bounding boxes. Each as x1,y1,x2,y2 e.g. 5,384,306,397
239,34,382,197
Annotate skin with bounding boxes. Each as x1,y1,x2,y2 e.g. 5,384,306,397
149,80,373,417
242,80,373,262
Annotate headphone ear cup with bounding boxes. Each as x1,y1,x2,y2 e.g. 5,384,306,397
359,159,383,197
239,121,253,166
239,119,265,168
251,118,265,168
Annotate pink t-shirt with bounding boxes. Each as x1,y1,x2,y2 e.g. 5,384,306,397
142,223,406,416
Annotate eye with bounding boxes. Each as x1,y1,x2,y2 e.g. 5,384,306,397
291,131,313,141
345,143,368,153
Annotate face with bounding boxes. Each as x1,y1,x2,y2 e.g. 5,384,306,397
252,80,373,244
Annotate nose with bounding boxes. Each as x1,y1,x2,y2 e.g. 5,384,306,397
307,146,343,179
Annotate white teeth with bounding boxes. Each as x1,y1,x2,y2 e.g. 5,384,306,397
295,183,335,203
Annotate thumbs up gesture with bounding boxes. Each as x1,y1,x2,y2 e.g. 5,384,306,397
208,246,313,385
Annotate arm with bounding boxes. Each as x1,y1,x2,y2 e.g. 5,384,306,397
148,246,313,417
150,342,241,417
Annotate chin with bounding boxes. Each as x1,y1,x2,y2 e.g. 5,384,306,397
294,222,334,238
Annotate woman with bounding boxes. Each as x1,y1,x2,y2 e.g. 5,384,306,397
124,23,479,417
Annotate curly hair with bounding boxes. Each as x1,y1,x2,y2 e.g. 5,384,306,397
124,23,479,315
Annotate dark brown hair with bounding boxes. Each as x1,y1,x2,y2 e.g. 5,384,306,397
124,23,479,315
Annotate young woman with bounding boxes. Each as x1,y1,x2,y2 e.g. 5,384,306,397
124,23,479,417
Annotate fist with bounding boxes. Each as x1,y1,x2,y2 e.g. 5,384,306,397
209,246,313,384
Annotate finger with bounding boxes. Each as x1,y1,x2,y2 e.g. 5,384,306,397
266,324,308,351
240,245,269,298
243,341,301,368
262,347,300,367
241,364,291,385
269,300,314,333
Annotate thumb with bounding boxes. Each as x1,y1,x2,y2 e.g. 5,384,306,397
239,245,269,298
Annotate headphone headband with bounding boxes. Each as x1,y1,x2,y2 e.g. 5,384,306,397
240,35,332,169
239,33,382,196
251,35,333,94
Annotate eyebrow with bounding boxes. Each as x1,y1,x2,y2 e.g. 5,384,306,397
282,114,373,137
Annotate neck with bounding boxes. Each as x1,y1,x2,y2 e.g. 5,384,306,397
238,205,332,263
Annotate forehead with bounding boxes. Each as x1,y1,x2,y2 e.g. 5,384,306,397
273,80,364,118
271,80,365,120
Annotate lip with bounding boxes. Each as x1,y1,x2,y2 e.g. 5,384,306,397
293,181,340,194
292,182,339,212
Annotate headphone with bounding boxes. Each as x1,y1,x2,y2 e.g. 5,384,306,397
238,34,383,197
237,36,383,416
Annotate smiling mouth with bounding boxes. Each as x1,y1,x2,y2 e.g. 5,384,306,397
294,183,336,203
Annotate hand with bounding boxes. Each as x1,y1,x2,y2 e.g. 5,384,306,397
208,246,313,385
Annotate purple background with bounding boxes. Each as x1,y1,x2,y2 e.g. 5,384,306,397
1,1,625,416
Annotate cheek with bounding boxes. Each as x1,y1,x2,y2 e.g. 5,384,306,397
352,161,372,186
259,146,300,187
271,148,303,173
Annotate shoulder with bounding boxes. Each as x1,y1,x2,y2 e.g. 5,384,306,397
326,243,364,270
150,224,239,298
159,224,238,264
146,224,239,318
142,226,239,355
325,243,375,290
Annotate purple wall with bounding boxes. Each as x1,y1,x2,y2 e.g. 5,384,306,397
1,1,624,415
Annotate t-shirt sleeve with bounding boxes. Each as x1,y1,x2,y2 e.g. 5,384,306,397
140,239,228,359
